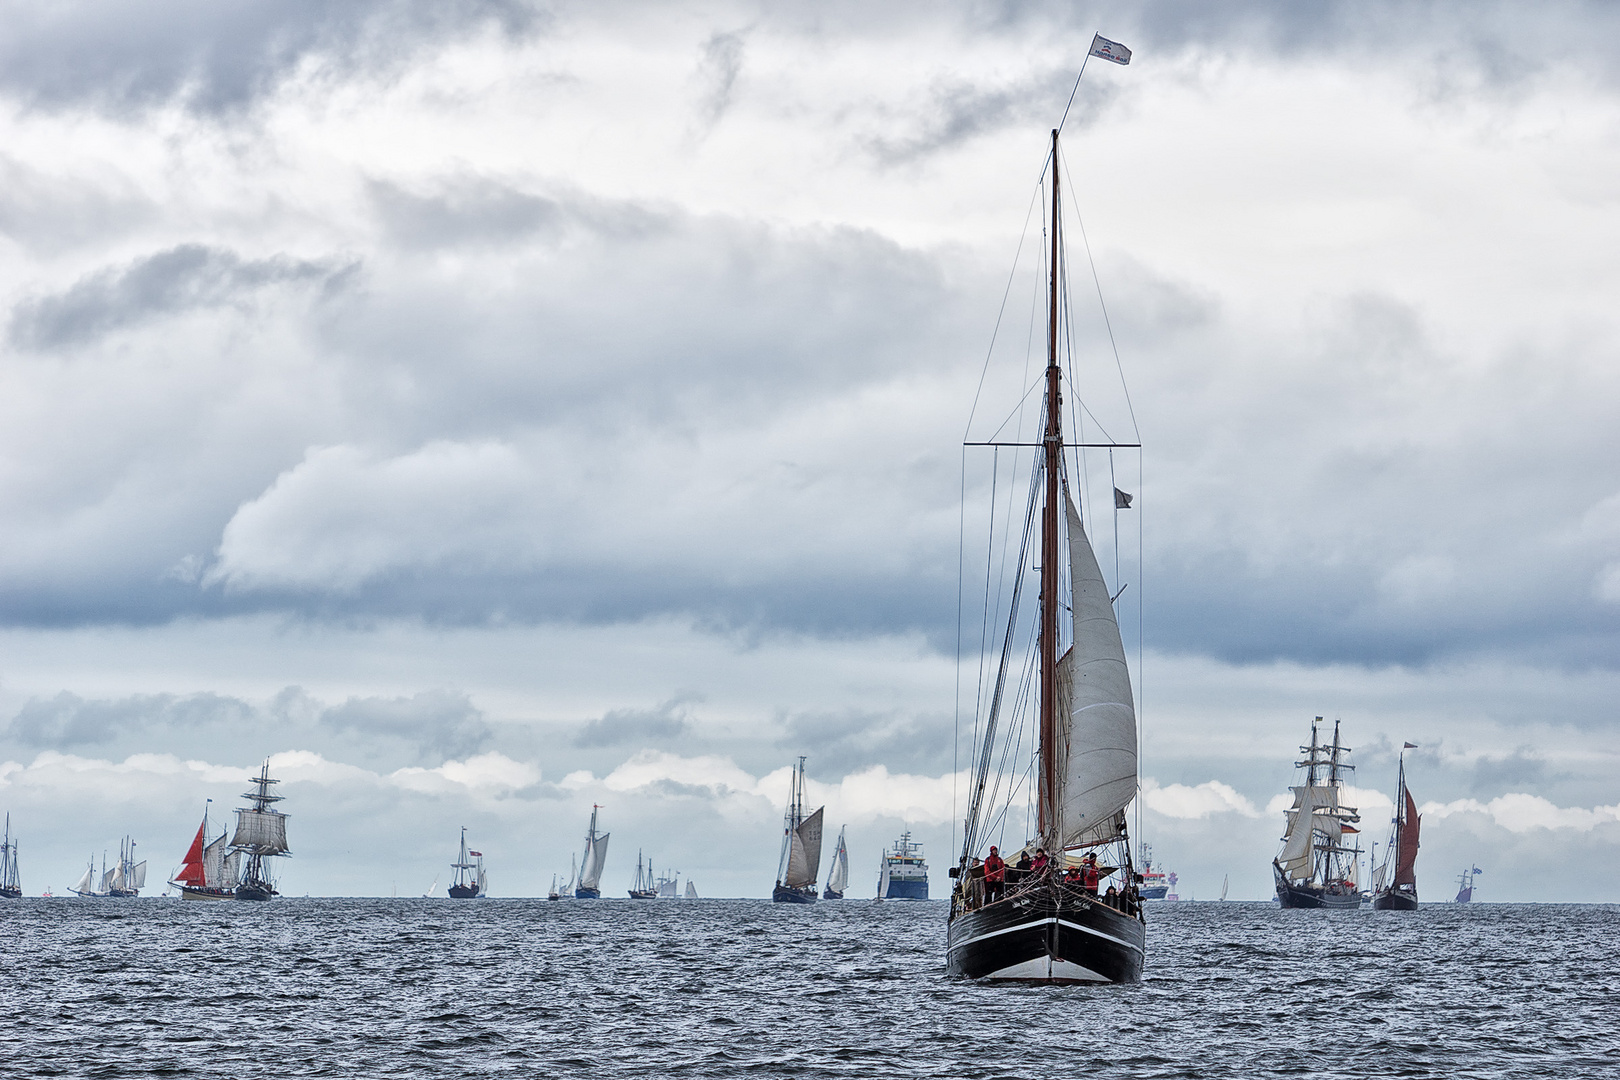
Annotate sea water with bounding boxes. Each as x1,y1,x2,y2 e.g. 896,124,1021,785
0,898,1613,1078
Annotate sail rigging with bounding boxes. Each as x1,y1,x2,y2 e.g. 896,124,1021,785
233,761,291,901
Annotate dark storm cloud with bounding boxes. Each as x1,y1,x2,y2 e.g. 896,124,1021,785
5,690,253,749
575,696,696,748
779,709,954,777
9,244,356,351
319,689,492,761
1470,748,1559,795
0,0,544,116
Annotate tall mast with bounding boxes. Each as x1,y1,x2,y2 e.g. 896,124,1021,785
1038,127,1063,841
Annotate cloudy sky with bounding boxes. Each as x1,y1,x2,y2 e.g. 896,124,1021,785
1,1,1617,902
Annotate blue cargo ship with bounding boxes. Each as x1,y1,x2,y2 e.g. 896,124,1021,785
878,832,928,900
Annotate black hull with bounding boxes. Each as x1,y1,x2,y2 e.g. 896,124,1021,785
236,882,277,902
1274,865,1359,909
0,886,22,899
822,888,843,900
1372,887,1418,911
574,887,600,899
773,884,817,904
448,884,480,899
947,885,1144,984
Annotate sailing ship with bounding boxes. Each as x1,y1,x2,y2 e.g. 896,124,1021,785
70,854,106,898
1273,717,1363,909
823,826,849,899
1455,866,1481,903
107,837,146,897
575,805,609,899
448,827,486,898
170,803,240,900
1219,875,1229,902
656,868,680,898
0,815,20,899
772,756,823,904
1371,743,1421,910
231,760,291,901
684,880,698,899
950,115,1147,984
878,832,929,900
629,850,657,898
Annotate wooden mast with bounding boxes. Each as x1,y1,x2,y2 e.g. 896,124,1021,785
1038,128,1062,841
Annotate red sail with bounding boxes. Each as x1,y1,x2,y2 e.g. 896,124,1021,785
176,820,208,887
1393,788,1421,887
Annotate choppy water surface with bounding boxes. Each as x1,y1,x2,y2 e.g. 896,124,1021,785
1,898,1614,1078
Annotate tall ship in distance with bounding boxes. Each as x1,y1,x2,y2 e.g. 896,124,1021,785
628,850,657,899
877,832,928,900
1371,742,1420,910
108,837,146,897
773,756,823,904
823,826,848,899
171,802,240,900
0,815,20,899
448,827,486,898
1273,717,1362,909
656,867,680,898
1455,866,1481,903
576,805,609,899
232,761,290,901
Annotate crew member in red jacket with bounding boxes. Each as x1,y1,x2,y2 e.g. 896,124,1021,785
1081,852,1101,897
983,846,1006,904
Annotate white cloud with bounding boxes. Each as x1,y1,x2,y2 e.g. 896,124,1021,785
1145,778,1260,818
1423,793,1620,833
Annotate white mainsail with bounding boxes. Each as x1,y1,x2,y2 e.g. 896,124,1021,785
74,865,97,895
783,806,824,889
100,867,116,893
203,836,229,888
132,861,147,889
110,864,127,892
1052,496,1138,849
231,809,290,855
1277,786,1321,879
221,850,244,889
827,830,849,894
685,880,698,898
579,833,610,891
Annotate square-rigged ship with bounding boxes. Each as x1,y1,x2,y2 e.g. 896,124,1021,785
231,761,291,901
1273,717,1362,909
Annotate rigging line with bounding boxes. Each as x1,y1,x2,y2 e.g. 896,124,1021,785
954,444,967,858
1059,142,1140,441
964,180,1045,441
981,637,1037,852
971,447,999,797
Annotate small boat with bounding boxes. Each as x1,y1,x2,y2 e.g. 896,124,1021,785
1455,866,1481,903
684,880,698,899
628,850,657,899
231,760,291,901
772,757,823,904
1371,743,1420,910
0,815,20,899
878,832,929,900
949,103,1147,983
547,874,562,901
822,826,849,899
575,805,609,899
448,827,486,898
1273,717,1363,909
1219,875,1228,902
170,803,239,901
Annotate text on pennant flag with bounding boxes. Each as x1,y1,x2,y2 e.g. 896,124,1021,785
1089,34,1131,65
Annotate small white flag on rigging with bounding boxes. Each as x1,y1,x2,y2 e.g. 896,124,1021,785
1089,34,1131,65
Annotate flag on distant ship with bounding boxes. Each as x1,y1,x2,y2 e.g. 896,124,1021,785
1114,487,1133,509
1089,34,1131,65
1404,742,1418,749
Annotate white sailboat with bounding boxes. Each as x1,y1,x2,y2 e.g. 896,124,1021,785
823,826,849,899
772,757,823,904
575,805,609,899
684,880,698,899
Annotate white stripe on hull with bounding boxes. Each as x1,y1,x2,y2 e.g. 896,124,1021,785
948,914,1144,956
985,955,1107,983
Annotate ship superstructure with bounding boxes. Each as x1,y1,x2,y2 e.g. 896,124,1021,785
878,831,929,900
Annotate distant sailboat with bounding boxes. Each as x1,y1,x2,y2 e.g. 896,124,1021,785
575,805,609,899
772,757,823,904
1273,717,1362,909
656,867,679,898
423,874,439,897
1455,866,1481,903
629,850,657,899
170,803,238,901
107,837,146,897
0,815,20,899
70,854,106,898
823,826,849,899
1220,875,1229,902
1372,743,1421,910
548,874,562,901
448,827,486,898
231,760,291,902
684,880,698,899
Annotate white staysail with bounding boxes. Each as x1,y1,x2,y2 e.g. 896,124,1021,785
74,866,97,895
231,809,290,855
783,807,824,888
1277,786,1320,879
1052,496,1138,848
685,880,698,899
100,868,116,893
132,861,147,889
110,864,127,892
221,850,244,889
203,836,229,888
827,833,849,894
580,833,610,891
477,867,487,894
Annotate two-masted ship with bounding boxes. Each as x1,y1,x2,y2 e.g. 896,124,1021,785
1454,866,1480,903
448,827,486,898
231,761,291,901
823,826,849,899
950,116,1147,984
171,803,240,900
1371,743,1421,910
1273,717,1362,908
575,805,609,899
628,850,657,898
0,815,20,899
772,757,823,904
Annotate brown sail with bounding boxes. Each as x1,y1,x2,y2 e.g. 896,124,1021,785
1393,788,1421,887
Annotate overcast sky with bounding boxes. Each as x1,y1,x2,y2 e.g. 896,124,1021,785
1,1,1617,902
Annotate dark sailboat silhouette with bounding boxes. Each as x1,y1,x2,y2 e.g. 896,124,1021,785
448,827,486,898
1372,743,1420,910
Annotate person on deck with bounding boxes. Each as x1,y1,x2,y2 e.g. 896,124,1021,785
1012,851,1032,885
1104,884,1119,908
1031,848,1050,875
983,846,1006,905
1080,852,1100,897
